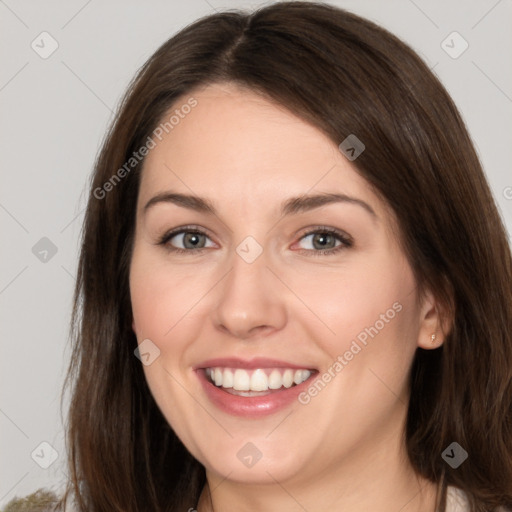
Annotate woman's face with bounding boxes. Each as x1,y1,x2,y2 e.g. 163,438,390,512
129,82,437,486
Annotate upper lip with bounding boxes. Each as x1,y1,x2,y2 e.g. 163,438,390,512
195,357,316,370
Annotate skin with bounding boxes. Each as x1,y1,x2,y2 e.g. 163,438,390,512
129,82,446,512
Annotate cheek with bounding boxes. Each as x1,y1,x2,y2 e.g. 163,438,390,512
129,255,206,447
301,251,419,398
130,251,203,339
297,254,415,342
291,258,419,448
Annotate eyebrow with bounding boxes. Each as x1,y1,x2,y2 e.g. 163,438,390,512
143,191,377,219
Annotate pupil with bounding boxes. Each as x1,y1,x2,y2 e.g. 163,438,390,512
314,233,332,249
185,233,203,248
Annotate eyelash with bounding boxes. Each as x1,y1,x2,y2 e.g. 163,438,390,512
157,225,353,257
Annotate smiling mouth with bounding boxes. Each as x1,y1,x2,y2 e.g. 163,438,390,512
204,367,316,396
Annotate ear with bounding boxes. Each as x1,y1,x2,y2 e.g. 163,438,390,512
416,286,453,350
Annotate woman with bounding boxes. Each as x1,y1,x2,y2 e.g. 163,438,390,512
58,2,512,511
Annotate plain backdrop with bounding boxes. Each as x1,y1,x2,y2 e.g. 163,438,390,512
1,0,511,505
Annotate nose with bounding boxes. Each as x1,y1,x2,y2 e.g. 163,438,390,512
212,245,287,340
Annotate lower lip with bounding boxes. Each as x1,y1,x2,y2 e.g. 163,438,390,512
196,369,315,418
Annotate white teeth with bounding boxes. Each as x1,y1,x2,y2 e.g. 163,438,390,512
282,369,294,388
268,369,283,389
221,369,234,388
233,369,251,391
250,369,268,391
214,368,223,386
294,369,311,384
206,367,312,391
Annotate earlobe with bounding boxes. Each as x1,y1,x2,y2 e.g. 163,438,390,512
417,288,452,350
427,331,442,349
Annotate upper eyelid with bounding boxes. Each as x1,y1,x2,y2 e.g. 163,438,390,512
161,225,215,243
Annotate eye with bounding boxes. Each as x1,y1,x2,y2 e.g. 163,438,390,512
294,227,353,256
157,226,215,254
157,225,353,257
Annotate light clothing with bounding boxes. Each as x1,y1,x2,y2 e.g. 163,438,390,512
445,486,511,512
445,486,470,512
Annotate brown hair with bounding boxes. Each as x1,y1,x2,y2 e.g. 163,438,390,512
59,2,512,511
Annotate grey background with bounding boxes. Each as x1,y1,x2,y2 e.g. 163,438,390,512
1,0,511,505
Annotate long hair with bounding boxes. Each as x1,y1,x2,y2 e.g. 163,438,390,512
59,2,512,511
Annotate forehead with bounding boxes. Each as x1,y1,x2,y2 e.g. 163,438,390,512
137,83,387,220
